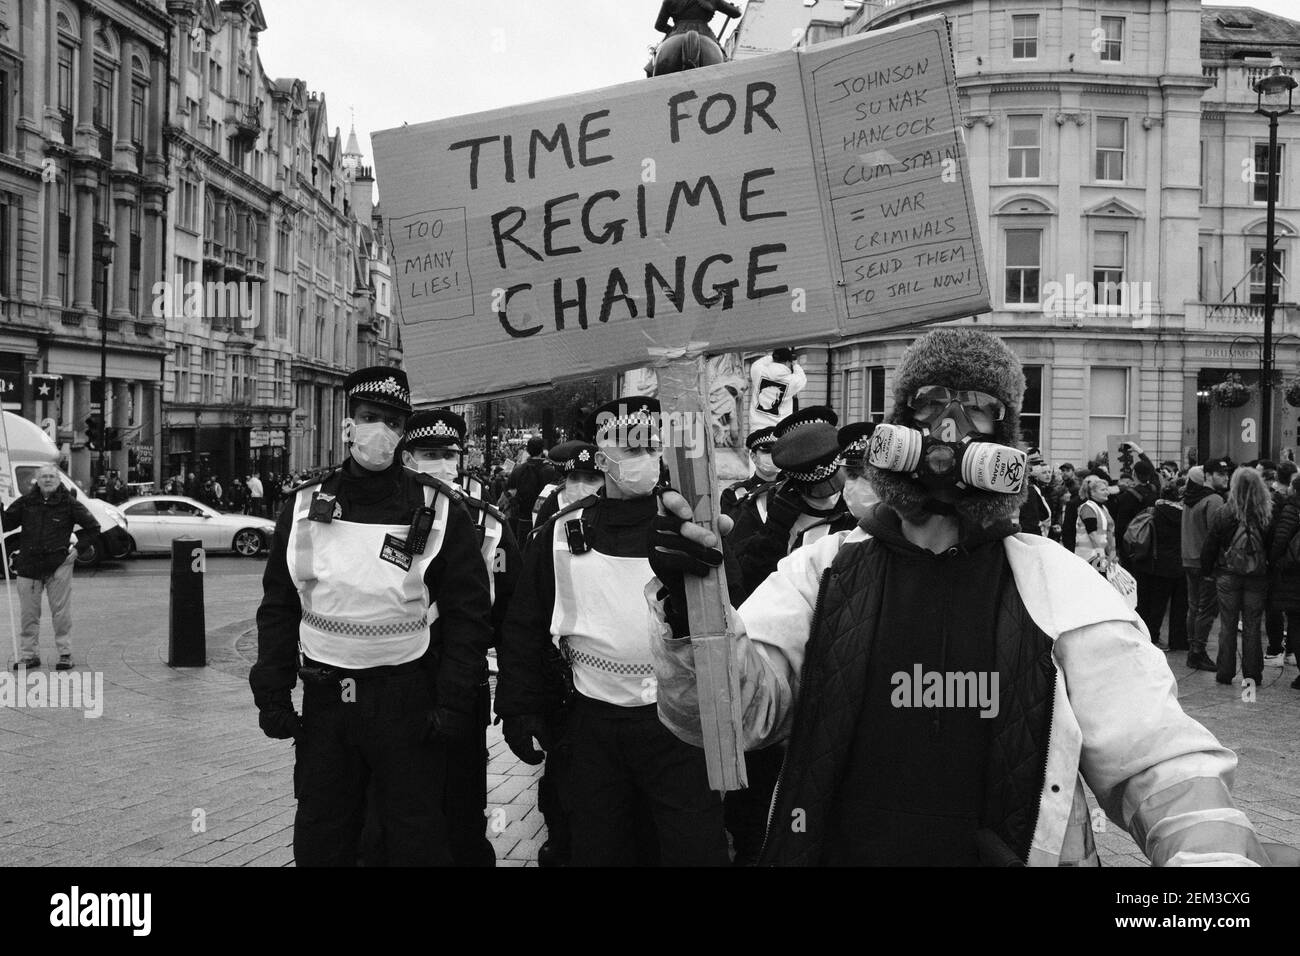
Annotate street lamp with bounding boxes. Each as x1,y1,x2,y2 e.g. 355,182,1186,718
1253,57,1296,461
96,234,116,488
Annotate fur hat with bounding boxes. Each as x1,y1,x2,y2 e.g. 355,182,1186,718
867,328,1027,528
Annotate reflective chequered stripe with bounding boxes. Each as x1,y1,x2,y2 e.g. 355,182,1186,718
301,610,427,638
562,639,654,677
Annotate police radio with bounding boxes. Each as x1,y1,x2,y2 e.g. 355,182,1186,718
407,506,436,554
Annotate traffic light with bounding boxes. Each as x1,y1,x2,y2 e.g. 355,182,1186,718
84,413,103,450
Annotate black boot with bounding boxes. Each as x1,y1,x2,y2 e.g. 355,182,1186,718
1186,651,1217,672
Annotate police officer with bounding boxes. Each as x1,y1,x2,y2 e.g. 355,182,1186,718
396,408,521,866
531,441,605,535
719,426,780,517
250,367,493,867
495,397,728,866
725,407,857,605
721,405,858,865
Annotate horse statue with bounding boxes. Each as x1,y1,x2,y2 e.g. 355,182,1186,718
646,0,741,77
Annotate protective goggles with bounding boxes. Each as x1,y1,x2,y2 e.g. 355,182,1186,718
907,386,1006,426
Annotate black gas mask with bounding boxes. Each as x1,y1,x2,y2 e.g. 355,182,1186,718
868,387,1026,495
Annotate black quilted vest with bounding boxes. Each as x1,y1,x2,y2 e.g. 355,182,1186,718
758,535,1058,866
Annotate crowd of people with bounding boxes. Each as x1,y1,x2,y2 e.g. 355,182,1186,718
1015,444,1300,690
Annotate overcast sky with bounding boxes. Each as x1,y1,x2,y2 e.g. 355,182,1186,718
257,0,1300,170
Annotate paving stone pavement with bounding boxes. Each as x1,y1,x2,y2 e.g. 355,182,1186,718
0,559,1296,866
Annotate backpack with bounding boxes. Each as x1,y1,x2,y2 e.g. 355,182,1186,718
1123,506,1156,562
1223,518,1266,575
1285,527,1300,568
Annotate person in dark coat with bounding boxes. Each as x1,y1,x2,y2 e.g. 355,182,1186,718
1,465,100,669
1265,472,1300,686
1263,462,1297,666
1201,467,1272,686
1017,448,1051,535
1130,483,1187,650
1112,454,1159,566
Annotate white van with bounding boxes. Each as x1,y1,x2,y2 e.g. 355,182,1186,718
1,411,133,574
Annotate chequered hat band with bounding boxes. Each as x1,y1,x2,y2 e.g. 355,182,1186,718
842,438,871,457
349,376,410,405
748,439,776,452
784,457,843,484
408,422,462,442
564,450,599,472
776,417,834,439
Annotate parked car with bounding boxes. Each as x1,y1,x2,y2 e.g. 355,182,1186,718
118,496,274,557
1,411,133,576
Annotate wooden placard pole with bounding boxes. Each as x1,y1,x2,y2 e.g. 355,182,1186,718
656,352,748,793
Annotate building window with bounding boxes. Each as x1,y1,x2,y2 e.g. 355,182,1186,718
1198,246,1205,300
174,345,192,400
1099,16,1124,62
1092,232,1127,306
209,58,222,95
1249,248,1286,305
273,359,288,405
92,65,112,131
187,97,201,136
57,43,75,117
1096,117,1126,182
315,295,326,358
1007,115,1040,179
1200,140,1207,203
316,225,328,272
178,178,198,232
296,296,307,352
129,206,141,315
57,164,71,306
1253,143,1284,204
0,69,10,155
1021,366,1043,450
130,82,146,155
337,240,346,284
866,366,886,423
1088,367,1128,462
839,368,862,421
0,198,11,296
1004,230,1041,305
275,291,289,338
199,348,216,402
1012,14,1038,60
276,223,291,269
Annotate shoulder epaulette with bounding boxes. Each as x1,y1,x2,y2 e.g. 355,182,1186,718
526,493,600,543
413,472,465,501
291,467,339,494
460,494,507,523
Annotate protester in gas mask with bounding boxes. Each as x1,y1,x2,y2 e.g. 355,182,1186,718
720,427,780,516
647,328,1266,866
250,367,492,866
495,397,727,866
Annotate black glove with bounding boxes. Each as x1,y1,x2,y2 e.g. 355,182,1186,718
426,706,476,744
763,481,804,542
503,714,555,765
648,509,725,636
258,705,300,740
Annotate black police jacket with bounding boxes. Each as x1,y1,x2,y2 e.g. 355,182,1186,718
249,459,493,717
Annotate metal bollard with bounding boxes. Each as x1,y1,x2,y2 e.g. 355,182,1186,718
168,536,207,666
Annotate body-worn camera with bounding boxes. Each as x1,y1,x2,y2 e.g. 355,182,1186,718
308,492,337,523
565,518,589,555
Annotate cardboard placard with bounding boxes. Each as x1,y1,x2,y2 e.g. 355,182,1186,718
373,16,986,405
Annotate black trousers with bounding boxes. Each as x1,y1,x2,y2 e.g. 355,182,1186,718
442,680,496,866
1264,608,1300,656
724,744,784,864
566,696,728,867
1135,572,1188,648
294,669,453,867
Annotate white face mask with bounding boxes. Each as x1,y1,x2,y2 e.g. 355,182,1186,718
753,450,779,481
345,419,400,471
602,452,661,498
566,477,605,501
411,457,459,482
843,476,878,519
